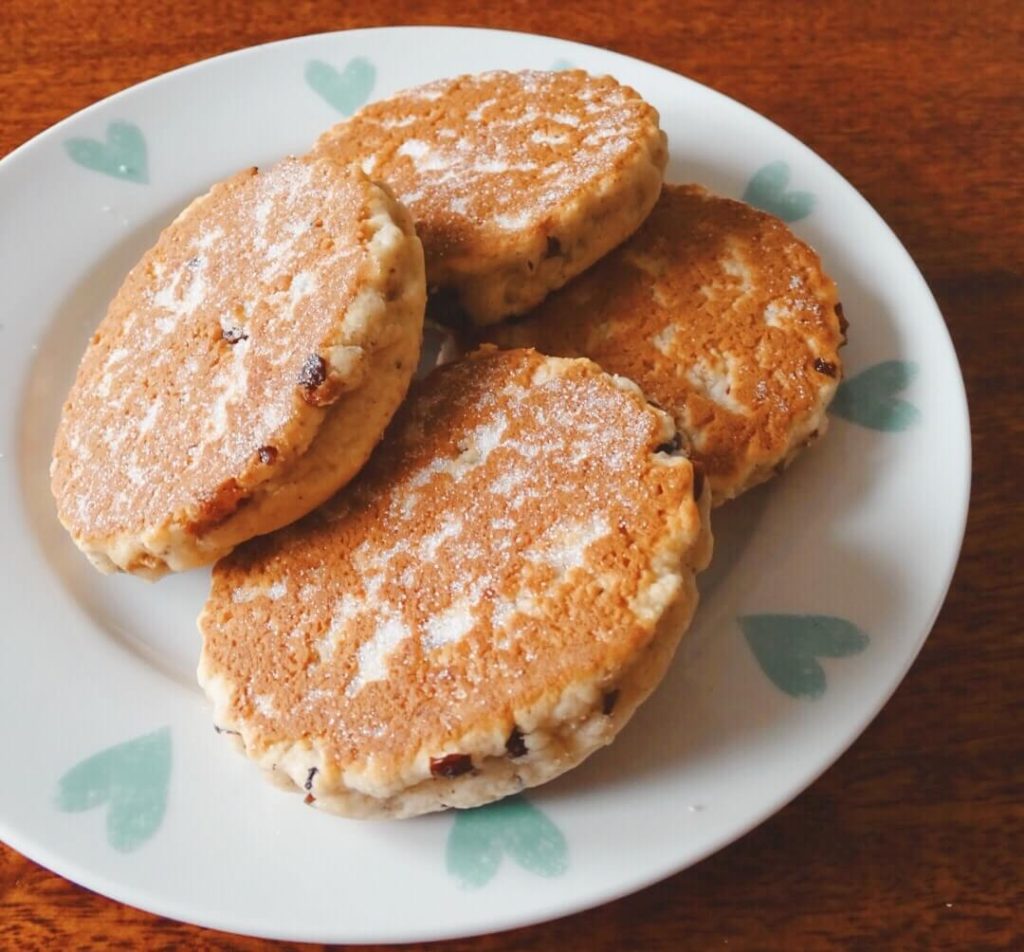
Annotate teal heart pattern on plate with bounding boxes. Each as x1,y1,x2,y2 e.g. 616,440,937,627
55,727,171,852
447,794,568,889
550,58,574,71
740,615,869,699
832,360,921,431
743,161,814,222
306,57,376,115
65,120,148,184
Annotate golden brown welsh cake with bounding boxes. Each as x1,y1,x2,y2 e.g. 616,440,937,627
313,70,667,325
486,185,846,503
198,347,712,818
51,156,426,577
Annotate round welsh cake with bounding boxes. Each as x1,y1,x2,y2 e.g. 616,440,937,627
51,156,426,577
313,70,667,325
198,347,712,819
486,185,847,503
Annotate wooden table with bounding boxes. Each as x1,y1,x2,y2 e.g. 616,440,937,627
2,2,1020,948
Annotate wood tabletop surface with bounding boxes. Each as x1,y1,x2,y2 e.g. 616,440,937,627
2,1,1021,948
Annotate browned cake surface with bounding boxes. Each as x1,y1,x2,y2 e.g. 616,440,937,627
314,69,664,280
51,156,412,568
486,185,846,502
199,348,708,811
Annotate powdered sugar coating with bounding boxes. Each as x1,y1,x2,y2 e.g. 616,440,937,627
315,70,664,275
51,157,391,560
199,349,707,807
487,185,846,503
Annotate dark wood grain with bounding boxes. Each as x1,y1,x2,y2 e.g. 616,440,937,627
2,1,1021,948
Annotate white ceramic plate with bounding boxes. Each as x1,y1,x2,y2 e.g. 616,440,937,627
0,27,969,943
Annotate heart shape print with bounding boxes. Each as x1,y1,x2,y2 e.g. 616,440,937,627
831,360,921,431
64,120,148,183
740,615,868,699
447,794,568,888
305,57,376,115
55,727,171,852
742,161,815,222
